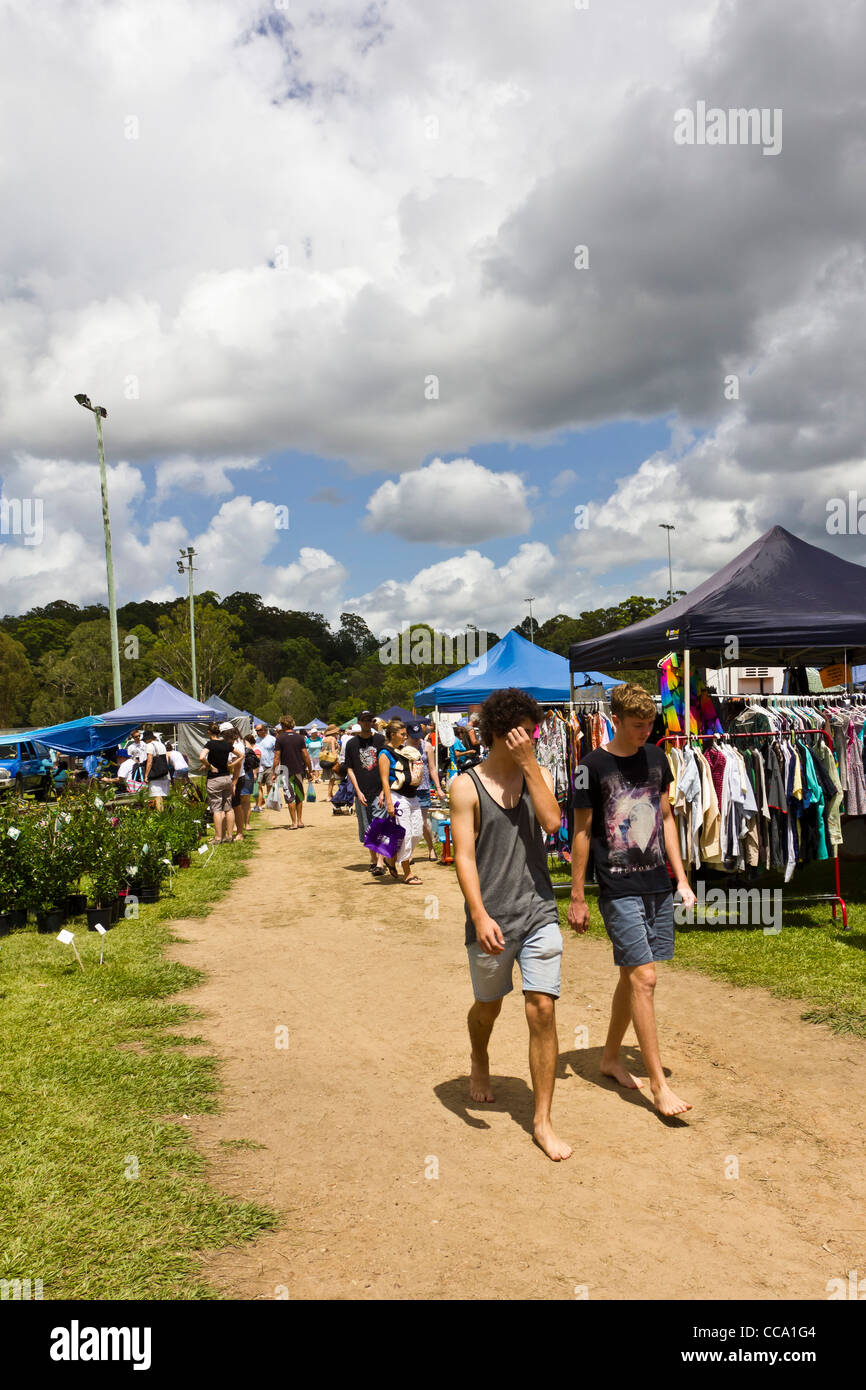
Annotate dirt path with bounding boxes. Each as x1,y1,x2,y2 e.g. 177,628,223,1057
166,798,866,1300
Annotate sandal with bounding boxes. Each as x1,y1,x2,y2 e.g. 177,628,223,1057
370,866,386,877
385,862,400,880
403,875,423,885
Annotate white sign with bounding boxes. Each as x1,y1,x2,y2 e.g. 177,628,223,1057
7,827,20,839
57,929,74,944
94,797,104,809
197,844,209,855
93,924,107,935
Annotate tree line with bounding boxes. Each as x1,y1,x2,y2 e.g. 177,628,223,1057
0,591,673,729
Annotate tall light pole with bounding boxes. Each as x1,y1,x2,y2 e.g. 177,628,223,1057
177,546,198,700
659,523,675,606
524,596,536,643
75,393,122,707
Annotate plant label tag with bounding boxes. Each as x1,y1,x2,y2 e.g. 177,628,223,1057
141,843,148,853
57,929,74,944
7,827,20,839
93,924,107,935
94,798,104,809
198,845,209,855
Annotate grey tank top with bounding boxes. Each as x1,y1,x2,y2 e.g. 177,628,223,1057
463,766,556,947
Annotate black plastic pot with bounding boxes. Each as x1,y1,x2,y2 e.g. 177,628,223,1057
64,893,88,916
0,912,11,936
11,906,27,927
109,897,120,924
36,907,64,934
86,906,110,931
140,884,160,903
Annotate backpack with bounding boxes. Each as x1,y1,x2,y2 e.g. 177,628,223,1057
389,746,422,791
243,748,258,776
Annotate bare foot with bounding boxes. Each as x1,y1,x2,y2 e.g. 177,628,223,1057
533,1122,573,1162
652,1082,692,1116
600,1059,645,1089
469,1056,494,1103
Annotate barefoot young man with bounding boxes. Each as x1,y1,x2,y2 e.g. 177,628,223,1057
450,688,572,1162
568,682,696,1117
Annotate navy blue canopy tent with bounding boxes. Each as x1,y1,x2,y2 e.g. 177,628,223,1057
415,629,615,709
568,526,866,673
377,705,416,722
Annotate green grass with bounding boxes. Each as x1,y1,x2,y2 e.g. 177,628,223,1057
0,828,280,1300
552,859,866,1038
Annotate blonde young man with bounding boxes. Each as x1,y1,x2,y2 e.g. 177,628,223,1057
568,683,696,1117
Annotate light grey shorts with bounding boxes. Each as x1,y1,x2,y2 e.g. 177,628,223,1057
466,920,562,1002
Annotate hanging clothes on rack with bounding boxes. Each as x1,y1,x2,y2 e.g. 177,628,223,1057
535,709,569,802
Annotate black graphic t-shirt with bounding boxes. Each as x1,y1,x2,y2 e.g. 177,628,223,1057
573,744,673,898
344,733,385,800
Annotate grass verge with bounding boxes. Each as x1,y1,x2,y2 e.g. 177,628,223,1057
0,830,279,1300
553,858,866,1038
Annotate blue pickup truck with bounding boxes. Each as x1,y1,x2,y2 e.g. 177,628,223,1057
0,735,52,798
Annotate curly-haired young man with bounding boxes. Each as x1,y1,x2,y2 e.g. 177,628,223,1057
450,687,572,1162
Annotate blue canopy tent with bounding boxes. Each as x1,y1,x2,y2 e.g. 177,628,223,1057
100,678,222,725
304,718,328,730
25,714,139,757
377,705,416,722
415,629,615,709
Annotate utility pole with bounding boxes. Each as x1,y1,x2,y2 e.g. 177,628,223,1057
177,547,198,700
525,596,536,643
659,523,675,605
74,394,122,707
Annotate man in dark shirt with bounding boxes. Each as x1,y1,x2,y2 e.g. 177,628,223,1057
344,710,385,872
273,716,313,828
569,682,696,1118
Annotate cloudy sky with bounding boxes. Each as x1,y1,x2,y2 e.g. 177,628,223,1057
1,0,864,639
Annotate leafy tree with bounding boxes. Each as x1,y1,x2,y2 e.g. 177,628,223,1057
149,603,242,700
272,676,318,725
0,631,37,726
29,619,122,723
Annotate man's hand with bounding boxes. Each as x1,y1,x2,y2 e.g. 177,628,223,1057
504,726,537,769
676,879,696,910
568,898,590,934
475,914,506,954
357,791,367,806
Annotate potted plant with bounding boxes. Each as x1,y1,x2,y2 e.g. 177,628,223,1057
0,800,28,927
20,812,78,931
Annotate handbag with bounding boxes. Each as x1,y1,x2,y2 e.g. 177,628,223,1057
363,813,405,860
266,783,283,810
305,782,317,803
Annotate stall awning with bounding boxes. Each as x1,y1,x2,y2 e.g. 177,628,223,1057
569,526,866,671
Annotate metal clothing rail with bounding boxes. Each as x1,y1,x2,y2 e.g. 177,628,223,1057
658,729,848,930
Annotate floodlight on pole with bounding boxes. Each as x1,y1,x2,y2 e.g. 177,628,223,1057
525,596,536,644
74,393,122,707
177,546,198,700
658,523,675,606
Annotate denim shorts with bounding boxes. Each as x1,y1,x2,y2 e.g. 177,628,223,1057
598,893,675,968
466,920,562,1002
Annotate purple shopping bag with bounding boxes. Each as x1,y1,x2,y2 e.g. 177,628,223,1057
363,813,405,859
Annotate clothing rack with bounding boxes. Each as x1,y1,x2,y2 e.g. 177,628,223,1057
658,729,848,931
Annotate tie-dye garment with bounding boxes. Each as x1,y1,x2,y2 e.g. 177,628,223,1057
659,653,723,737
